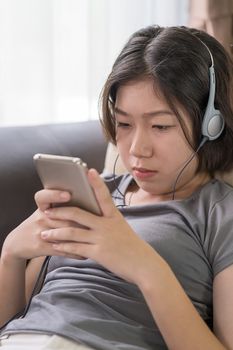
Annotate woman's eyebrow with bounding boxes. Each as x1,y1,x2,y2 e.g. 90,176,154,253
114,107,129,116
114,106,174,117
143,110,174,117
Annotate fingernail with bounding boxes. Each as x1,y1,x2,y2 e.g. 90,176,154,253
60,192,70,200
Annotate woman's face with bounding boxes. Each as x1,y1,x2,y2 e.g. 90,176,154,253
114,79,203,198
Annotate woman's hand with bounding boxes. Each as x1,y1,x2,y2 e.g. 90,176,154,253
40,169,161,284
2,190,73,262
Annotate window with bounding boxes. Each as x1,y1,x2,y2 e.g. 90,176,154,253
0,0,188,126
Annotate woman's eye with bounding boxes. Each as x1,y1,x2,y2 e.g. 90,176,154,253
152,125,170,131
116,122,130,128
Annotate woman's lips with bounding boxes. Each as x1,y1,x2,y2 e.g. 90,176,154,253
132,167,157,180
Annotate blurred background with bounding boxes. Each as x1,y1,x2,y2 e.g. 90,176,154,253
0,0,232,126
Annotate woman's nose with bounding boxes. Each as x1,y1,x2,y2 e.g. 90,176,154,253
129,129,153,158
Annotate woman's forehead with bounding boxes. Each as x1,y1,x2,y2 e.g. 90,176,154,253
115,79,191,124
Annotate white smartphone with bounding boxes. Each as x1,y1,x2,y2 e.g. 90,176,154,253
33,153,102,215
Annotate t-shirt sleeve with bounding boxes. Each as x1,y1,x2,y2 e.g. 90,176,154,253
205,189,233,277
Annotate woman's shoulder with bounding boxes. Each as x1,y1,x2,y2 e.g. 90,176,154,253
174,179,233,224
177,179,233,233
197,179,233,276
195,178,233,207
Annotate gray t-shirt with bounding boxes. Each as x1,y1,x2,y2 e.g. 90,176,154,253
2,175,233,349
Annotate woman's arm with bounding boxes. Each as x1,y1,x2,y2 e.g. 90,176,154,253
213,264,233,349
0,189,72,327
137,260,228,350
0,250,27,326
0,210,48,326
0,253,45,327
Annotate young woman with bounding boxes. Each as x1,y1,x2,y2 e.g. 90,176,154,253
0,25,233,350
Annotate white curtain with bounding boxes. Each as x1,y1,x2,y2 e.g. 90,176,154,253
0,0,188,126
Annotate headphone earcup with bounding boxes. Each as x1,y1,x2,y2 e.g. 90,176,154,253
201,109,225,141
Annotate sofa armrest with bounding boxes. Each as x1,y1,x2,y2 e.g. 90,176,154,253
0,120,107,253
